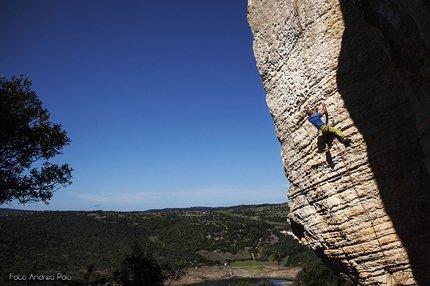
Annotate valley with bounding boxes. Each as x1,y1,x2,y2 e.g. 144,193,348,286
0,203,316,284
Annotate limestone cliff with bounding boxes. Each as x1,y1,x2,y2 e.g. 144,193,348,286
247,0,430,285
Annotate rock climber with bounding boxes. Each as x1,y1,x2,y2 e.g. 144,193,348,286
306,102,350,153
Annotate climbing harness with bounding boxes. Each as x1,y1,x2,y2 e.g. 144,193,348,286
333,138,391,286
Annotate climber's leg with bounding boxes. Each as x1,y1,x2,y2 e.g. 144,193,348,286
326,126,345,139
317,135,326,153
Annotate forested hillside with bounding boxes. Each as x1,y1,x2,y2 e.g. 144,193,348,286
0,203,316,284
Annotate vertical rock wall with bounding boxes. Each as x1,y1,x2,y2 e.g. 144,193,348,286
247,0,430,285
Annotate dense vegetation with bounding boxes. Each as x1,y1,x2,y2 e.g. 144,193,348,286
113,240,186,286
0,203,340,285
292,259,354,286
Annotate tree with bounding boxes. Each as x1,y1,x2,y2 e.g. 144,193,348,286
0,75,73,205
114,240,187,286
292,259,354,286
114,241,164,286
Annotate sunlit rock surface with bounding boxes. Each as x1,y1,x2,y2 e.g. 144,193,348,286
247,0,430,284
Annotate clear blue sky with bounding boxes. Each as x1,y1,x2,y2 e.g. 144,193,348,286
1,0,289,211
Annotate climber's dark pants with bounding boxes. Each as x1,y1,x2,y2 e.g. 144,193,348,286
317,124,345,153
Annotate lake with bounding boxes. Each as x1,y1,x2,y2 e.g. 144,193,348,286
185,278,290,286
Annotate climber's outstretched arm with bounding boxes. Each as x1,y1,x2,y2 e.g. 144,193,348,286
320,102,327,116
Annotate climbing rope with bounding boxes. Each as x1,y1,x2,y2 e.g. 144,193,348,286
333,138,391,286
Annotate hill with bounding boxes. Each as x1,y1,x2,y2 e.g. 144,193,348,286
0,203,316,284
0,208,36,215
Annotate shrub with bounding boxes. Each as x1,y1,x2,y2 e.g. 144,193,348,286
292,259,353,286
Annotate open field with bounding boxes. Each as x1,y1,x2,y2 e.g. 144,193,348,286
172,264,300,286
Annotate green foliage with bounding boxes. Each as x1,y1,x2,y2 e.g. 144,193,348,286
0,212,136,284
292,259,354,286
164,260,188,285
113,239,187,286
0,75,73,205
114,240,165,286
259,233,317,266
66,264,109,286
257,280,274,286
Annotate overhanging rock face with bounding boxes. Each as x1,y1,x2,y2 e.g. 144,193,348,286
247,0,430,285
